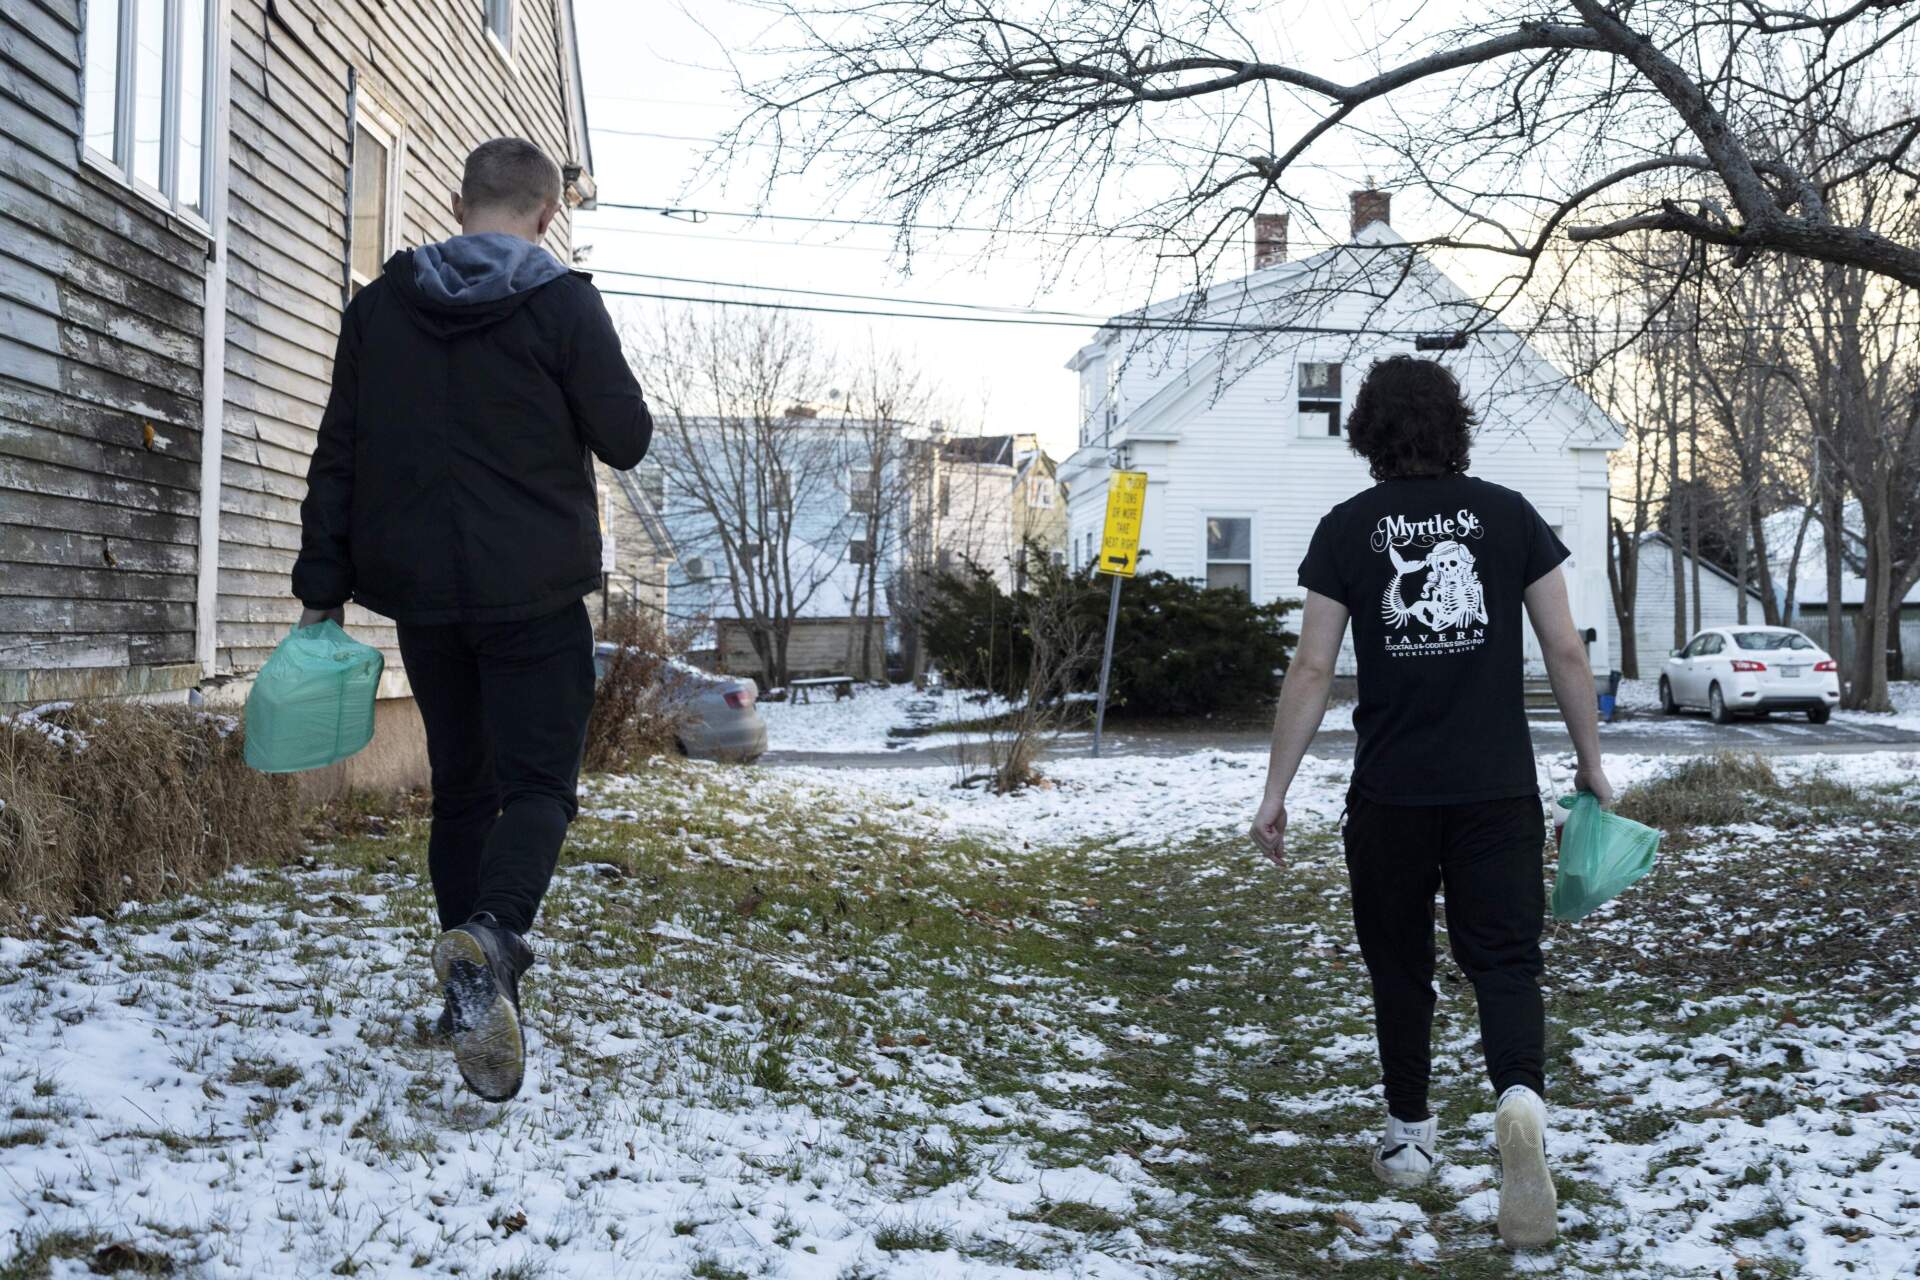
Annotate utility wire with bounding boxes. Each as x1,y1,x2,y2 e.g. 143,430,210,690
588,267,1112,319
595,280,1918,338
591,199,1356,249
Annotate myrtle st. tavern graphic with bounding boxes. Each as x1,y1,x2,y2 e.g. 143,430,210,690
1373,509,1489,657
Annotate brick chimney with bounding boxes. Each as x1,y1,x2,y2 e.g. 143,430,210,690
1350,188,1391,238
1253,212,1288,269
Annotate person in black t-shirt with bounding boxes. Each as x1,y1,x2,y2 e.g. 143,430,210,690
1249,355,1613,1251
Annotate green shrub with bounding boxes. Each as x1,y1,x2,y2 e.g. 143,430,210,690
919,550,1295,718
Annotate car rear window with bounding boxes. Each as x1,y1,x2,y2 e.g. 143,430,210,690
1732,631,1814,651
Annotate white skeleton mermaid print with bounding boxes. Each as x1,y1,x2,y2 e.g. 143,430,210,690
1373,509,1489,657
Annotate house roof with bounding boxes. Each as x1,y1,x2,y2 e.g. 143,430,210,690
941,434,1017,466
1761,502,1920,608
1066,221,1624,453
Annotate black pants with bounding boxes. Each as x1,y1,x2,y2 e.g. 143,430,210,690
1342,791,1547,1122
397,601,596,936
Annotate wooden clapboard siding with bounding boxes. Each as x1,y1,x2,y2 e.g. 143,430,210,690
215,0,581,681
1,0,590,703
0,0,210,704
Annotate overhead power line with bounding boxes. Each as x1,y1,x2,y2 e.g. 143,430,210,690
591,199,1355,249
594,280,1920,339
589,267,1111,319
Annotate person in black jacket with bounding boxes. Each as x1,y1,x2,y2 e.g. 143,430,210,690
292,137,651,1102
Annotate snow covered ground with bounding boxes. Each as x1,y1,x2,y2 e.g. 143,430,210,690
758,683,1023,755
5,746,1918,1277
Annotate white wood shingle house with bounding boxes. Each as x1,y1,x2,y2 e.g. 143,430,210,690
2,0,609,783
1059,193,1624,674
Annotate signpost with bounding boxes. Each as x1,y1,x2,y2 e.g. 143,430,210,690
1092,471,1147,757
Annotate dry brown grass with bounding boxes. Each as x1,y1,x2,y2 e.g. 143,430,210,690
583,611,694,774
0,701,303,926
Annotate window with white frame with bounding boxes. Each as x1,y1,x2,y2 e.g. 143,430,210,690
1297,362,1343,437
82,0,215,219
1027,475,1056,508
848,467,876,514
349,104,403,293
1103,357,1120,437
483,0,515,55
848,538,871,566
1206,517,1252,593
937,474,951,517
771,471,792,511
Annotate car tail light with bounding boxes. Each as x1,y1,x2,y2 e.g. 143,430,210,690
1730,660,1766,672
723,687,756,710
1815,659,1837,672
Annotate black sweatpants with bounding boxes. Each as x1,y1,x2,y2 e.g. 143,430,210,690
396,601,596,936
1342,791,1547,1122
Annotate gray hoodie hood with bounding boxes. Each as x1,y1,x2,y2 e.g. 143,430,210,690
410,232,569,306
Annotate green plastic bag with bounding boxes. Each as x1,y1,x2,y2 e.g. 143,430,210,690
243,621,384,773
1552,793,1659,921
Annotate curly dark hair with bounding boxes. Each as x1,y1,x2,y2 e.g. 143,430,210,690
1343,355,1476,481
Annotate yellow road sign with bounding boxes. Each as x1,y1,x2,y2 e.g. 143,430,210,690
1098,470,1148,577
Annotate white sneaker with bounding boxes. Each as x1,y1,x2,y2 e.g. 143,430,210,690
1494,1085,1557,1249
1370,1113,1437,1188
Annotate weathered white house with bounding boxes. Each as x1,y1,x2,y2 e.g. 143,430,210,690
1608,532,1764,676
1,0,636,790
1058,193,1623,674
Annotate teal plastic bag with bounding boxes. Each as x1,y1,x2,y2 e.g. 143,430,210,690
243,621,384,773
1552,793,1660,921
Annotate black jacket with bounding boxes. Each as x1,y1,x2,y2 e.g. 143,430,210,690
292,249,651,624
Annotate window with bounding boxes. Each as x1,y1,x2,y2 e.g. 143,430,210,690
1206,517,1252,593
1684,633,1723,657
1297,362,1343,437
82,0,216,218
1051,550,1066,568
848,538,871,566
849,467,876,514
1103,358,1121,437
349,106,403,293
937,475,951,517
771,471,792,511
1733,630,1815,651
1028,475,1056,508
937,547,955,572
483,0,515,55
636,465,665,511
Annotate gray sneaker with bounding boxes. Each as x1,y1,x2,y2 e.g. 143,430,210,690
432,913,535,1102
1494,1085,1557,1249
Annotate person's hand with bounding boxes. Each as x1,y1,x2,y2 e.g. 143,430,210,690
1575,762,1614,807
298,605,345,628
1250,793,1288,866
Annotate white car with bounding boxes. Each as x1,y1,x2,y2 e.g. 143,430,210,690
1659,625,1841,724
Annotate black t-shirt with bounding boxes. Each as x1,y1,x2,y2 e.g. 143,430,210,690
1298,474,1570,805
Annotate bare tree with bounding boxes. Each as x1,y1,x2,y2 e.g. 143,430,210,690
732,0,1920,311
840,347,935,681
953,551,1096,793
636,307,852,689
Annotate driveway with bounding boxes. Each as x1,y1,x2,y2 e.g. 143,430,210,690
759,708,1920,770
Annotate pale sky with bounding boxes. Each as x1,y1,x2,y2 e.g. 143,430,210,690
571,1,1520,459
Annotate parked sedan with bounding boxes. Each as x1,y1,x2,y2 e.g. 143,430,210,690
593,645,768,762
1659,626,1840,724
